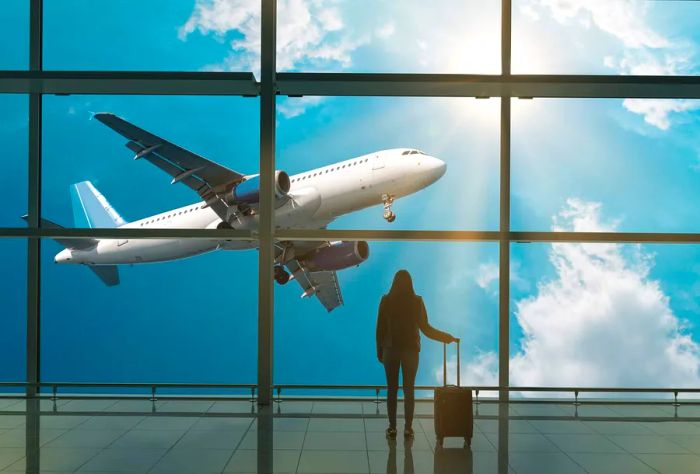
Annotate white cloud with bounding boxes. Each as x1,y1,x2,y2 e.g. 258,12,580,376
179,1,361,73
523,0,698,130
531,0,669,49
447,198,700,392
437,351,498,387
475,262,499,291
622,99,700,131
277,96,324,119
375,21,395,40
179,0,374,116
472,261,530,297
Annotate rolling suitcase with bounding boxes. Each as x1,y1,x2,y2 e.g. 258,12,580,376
434,340,473,447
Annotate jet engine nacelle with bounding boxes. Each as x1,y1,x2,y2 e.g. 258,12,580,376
232,170,290,204
301,241,370,272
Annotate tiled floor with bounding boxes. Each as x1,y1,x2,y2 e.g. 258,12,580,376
1,397,700,473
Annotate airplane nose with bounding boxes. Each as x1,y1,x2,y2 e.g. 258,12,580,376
55,249,72,264
424,156,447,180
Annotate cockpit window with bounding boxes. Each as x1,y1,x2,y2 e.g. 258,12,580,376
402,149,427,156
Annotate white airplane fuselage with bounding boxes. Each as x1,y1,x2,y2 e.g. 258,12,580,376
55,148,446,266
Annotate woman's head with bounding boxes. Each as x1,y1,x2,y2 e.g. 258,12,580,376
388,269,415,297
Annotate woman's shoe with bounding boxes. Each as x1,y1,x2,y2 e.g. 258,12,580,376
386,427,397,439
404,427,414,438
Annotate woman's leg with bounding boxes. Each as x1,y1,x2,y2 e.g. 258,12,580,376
383,348,400,429
401,351,419,429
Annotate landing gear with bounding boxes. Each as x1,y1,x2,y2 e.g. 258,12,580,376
274,265,290,285
382,193,396,223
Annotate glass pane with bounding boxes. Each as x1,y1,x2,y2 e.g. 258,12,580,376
44,0,258,72
0,239,27,383
513,0,700,75
42,95,259,230
277,97,499,231
274,241,499,395
512,98,700,233
0,95,27,228
511,239,700,394
0,0,27,70
41,238,258,385
276,0,501,74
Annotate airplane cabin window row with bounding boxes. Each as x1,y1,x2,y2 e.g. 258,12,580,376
290,158,369,183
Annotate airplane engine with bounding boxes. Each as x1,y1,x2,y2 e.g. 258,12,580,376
301,241,370,272
232,170,290,204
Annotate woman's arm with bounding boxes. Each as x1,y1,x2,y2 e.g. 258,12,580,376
376,296,387,361
416,297,456,343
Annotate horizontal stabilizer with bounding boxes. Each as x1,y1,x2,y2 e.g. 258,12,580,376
20,215,98,250
88,265,120,286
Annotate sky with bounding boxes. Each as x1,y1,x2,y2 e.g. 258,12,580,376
2,0,700,397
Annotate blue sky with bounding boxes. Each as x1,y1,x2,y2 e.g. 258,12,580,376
2,0,700,394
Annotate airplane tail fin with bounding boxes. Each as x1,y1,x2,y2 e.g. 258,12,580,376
70,181,127,228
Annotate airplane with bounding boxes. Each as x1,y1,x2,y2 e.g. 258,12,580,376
39,113,447,311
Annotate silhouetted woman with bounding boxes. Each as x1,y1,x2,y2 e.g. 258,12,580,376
376,269,458,439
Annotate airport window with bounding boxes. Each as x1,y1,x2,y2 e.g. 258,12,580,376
0,0,27,70
276,0,500,74
0,94,28,227
0,239,27,383
41,238,258,384
275,241,499,389
277,97,499,231
512,98,700,233
512,0,700,76
5,0,700,406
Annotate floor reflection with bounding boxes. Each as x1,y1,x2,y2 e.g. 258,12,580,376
3,398,699,473
386,437,474,474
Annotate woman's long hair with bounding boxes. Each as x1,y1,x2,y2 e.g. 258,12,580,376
387,269,416,300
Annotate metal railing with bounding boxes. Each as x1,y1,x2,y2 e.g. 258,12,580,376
0,382,257,402
2,382,700,406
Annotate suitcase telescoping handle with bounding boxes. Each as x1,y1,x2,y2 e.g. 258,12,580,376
442,340,460,387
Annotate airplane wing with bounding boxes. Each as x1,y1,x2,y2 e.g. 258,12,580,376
285,259,344,312
94,113,245,220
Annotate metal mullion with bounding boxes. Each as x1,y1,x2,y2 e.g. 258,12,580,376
257,0,276,406
0,228,254,240
7,227,700,243
0,71,259,96
499,0,512,407
4,71,700,99
26,0,42,402
498,4,512,474
276,72,700,99
275,229,500,242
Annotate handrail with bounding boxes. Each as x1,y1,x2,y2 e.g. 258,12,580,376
272,384,700,393
0,382,255,388
2,382,700,406
0,382,258,402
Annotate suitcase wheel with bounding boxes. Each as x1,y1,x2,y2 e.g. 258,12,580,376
436,437,444,447
464,437,471,447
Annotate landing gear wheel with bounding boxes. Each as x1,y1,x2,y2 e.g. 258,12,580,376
382,193,396,223
274,266,290,285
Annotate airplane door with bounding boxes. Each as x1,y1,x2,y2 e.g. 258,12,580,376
371,153,385,170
